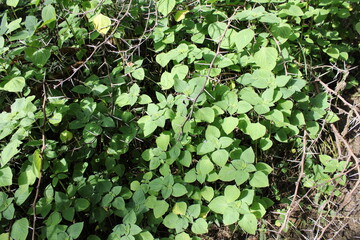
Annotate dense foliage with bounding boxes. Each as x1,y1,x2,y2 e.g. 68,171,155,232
0,0,359,239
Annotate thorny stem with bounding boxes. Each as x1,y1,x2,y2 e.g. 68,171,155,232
32,73,48,240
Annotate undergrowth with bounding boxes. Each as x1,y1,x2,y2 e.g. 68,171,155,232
0,0,359,239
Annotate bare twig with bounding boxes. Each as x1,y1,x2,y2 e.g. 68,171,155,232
32,73,48,240
54,0,133,88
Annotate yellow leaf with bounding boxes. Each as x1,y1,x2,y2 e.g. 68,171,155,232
92,14,111,35
32,150,42,178
174,10,189,22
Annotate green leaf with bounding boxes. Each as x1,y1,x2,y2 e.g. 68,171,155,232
194,107,215,123
132,68,145,80
196,141,215,155
60,130,73,143
31,48,51,67
238,213,258,234
175,232,191,240
224,185,240,202
284,5,304,17
137,231,154,240
31,150,41,178
259,138,273,151
201,186,214,202
172,202,187,215
160,71,174,90
41,5,56,25
196,157,214,175
209,196,228,214
171,64,189,80
67,222,83,239
237,101,253,114
92,14,111,34
255,162,273,175
249,171,269,188
218,165,237,182
74,198,90,212
223,207,239,225
1,139,21,166
211,149,229,167
0,77,26,92
138,116,157,137
172,183,187,197
156,132,171,151
178,150,192,167
6,0,19,7
163,213,179,229
156,52,172,67
157,0,176,16
325,112,340,123
234,29,254,51
174,10,189,22
206,125,221,139
355,22,360,35
222,117,239,135
240,147,255,163
208,22,227,43
191,218,208,234
11,218,28,240
254,47,278,70
153,200,169,218
239,87,262,105
245,123,266,140
325,47,340,59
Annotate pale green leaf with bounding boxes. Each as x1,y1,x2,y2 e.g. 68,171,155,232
1,140,21,166
153,200,169,218
191,218,208,234
249,171,269,188
238,213,258,234
171,64,189,80
157,0,176,16
132,68,145,80
160,71,174,90
196,157,214,175
209,196,228,214
254,47,278,70
175,232,191,240
172,202,187,215
234,29,254,51
224,185,240,202
237,101,253,114
11,218,28,240
174,10,189,22
0,166,12,187
172,183,187,197
0,77,26,92
245,123,266,140
201,186,214,202
156,132,171,151
41,5,56,25
194,107,215,123
92,14,111,34
211,149,229,167
31,149,41,178
6,0,19,7
223,207,239,225
31,48,51,66
67,222,83,239
222,117,239,135
208,22,227,42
